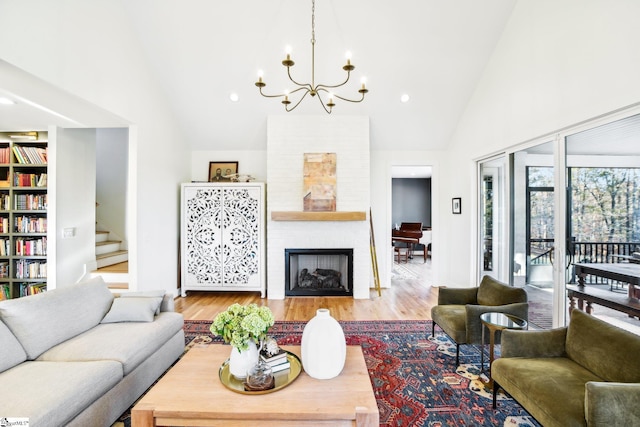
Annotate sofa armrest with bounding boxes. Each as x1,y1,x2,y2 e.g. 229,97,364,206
437,287,478,305
160,294,175,312
585,382,640,426
464,302,529,344
500,327,568,358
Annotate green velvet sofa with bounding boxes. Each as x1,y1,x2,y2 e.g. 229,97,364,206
492,308,640,426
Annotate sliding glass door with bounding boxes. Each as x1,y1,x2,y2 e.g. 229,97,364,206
478,156,507,282
478,108,640,329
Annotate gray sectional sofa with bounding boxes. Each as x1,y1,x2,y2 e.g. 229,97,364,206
0,276,185,427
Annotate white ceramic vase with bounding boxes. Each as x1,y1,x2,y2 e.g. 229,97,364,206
301,308,346,379
229,341,259,379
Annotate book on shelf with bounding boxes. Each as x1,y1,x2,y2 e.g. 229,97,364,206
0,283,9,300
0,194,10,210
0,261,8,277
12,146,47,165
15,259,47,279
0,239,9,256
18,282,47,297
13,172,47,188
15,237,47,256
14,216,47,233
14,194,48,211
0,146,10,164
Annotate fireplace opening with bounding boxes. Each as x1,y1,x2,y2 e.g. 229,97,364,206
285,248,353,297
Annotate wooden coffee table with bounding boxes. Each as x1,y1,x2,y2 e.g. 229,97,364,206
131,344,379,426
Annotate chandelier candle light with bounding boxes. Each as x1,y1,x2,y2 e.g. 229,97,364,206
255,0,368,114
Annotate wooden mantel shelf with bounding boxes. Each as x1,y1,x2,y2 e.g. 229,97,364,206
271,211,367,221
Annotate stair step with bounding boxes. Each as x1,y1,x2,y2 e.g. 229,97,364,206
96,240,121,247
96,249,128,259
96,250,128,269
95,230,109,243
96,240,121,256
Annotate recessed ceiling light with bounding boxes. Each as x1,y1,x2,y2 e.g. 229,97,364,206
400,94,410,103
229,93,239,102
0,97,15,105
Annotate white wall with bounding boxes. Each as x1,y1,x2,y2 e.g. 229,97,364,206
0,1,190,296
96,128,128,244
442,0,640,286
52,128,97,287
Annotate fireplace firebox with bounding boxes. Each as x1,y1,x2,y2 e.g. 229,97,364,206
285,248,353,296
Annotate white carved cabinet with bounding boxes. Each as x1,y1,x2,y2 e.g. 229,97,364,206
180,183,265,297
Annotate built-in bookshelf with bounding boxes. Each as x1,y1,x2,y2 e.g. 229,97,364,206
0,133,48,300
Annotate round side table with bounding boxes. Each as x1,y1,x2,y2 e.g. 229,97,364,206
480,312,527,385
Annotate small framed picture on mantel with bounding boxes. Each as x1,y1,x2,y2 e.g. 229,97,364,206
452,197,461,214
209,161,238,182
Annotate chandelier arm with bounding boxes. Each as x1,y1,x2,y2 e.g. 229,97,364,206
286,67,313,91
288,86,310,96
316,87,365,104
332,92,367,103
258,87,291,99
258,86,309,100
315,71,352,90
285,90,311,112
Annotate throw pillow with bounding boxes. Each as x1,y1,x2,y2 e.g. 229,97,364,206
0,319,27,372
118,290,166,314
100,297,162,323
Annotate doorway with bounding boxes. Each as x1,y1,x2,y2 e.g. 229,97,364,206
390,165,433,286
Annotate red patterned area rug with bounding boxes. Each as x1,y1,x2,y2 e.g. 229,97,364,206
182,320,541,427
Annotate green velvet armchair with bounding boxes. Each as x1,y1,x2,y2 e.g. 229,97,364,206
430,275,528,365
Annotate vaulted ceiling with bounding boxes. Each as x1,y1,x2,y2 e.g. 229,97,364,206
0,0,517,151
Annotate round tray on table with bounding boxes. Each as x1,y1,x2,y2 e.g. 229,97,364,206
218,350,302,395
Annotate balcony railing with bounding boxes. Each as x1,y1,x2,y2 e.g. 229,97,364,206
529,240,640,284
572,241,640,264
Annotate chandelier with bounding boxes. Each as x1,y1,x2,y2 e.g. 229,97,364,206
255,0,368,114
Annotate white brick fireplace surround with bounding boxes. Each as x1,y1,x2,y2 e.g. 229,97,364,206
267,115,371,299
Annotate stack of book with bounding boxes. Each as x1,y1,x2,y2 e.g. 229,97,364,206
260,348,291,373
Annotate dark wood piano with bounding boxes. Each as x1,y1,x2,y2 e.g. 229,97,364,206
392,222,427,262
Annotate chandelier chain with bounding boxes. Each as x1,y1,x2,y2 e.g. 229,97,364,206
311,0,316,45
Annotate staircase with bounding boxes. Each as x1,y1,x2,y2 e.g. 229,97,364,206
93,230,128,289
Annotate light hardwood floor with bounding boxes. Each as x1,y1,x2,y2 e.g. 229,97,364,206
175,258,437,322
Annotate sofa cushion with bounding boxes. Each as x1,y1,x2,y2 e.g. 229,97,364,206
38,311,184,375
0,276,114,359
566,308,640,383
0,319,26,373
476,275,527,306
0,360,122,427
101,297,163,323
431,305,467,343
492,357,602,427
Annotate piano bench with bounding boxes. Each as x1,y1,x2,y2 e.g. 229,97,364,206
395,246,409,263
